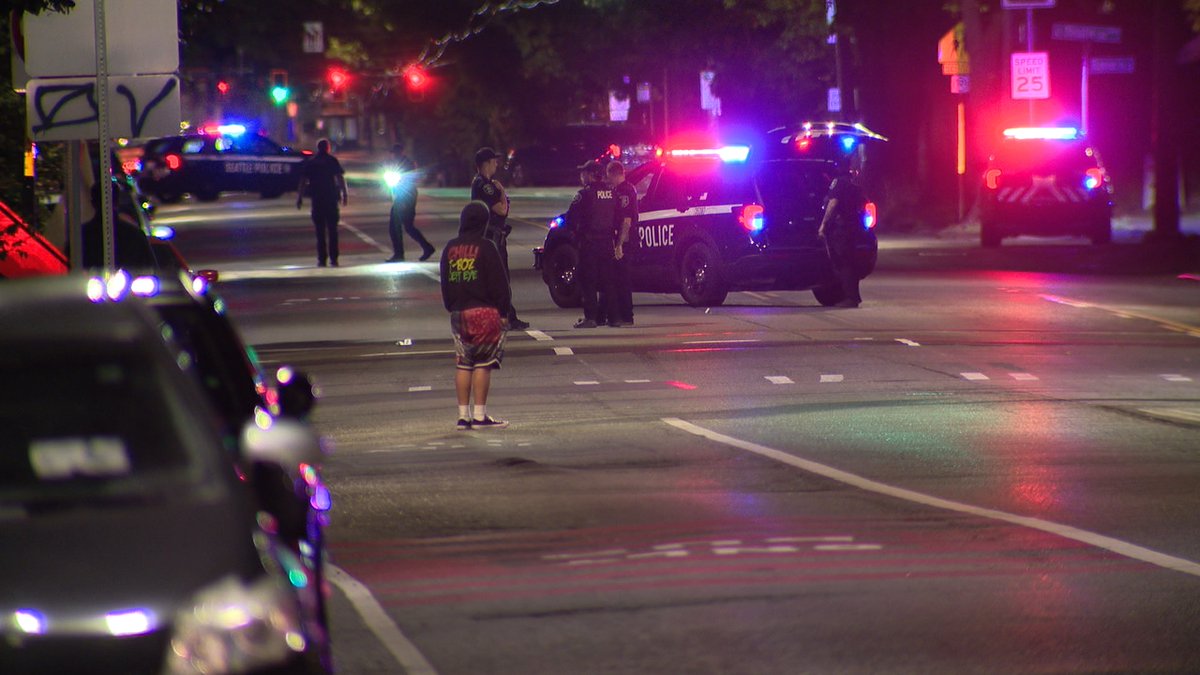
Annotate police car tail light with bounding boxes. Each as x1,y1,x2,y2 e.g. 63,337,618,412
795,137,812,152
984,168,1002,190
1002,127,1079,140
1083,167,1104,190
738,204,765,233
608,144,621,159
862,202,878,230
164,154,183,171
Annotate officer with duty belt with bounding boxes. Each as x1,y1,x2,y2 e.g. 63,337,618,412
567,160,617,329
817,155,867,308
471,147,530,330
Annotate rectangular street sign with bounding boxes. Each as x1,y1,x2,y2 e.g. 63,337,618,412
1011,52,1050,100
1052,23,1121,44
26,75,181,141
23,1,179,77
1002,0,1055,8
1090,56,1135,75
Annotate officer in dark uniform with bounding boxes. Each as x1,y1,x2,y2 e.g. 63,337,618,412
471,147,530,330
817,156,867,308
607,160,637,326
385,143,435,263
567,160,617,328
296,139,348,267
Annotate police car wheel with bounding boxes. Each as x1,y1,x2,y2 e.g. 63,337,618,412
545,244,582,308
677,242,728,307
980,221,1003,248
1090,219,1112,245
813,283,845,307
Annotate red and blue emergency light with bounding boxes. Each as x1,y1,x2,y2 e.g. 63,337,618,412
1002,127,1079,140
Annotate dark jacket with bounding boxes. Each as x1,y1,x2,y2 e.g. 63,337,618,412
440,221,512,316
567,180,617,241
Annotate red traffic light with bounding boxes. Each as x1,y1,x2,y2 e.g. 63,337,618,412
216,80,230,95
403,64,428,90
327,67,349,90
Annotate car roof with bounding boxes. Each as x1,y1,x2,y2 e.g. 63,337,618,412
0,275,164,345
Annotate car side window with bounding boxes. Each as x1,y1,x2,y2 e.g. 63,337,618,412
181,139,205,154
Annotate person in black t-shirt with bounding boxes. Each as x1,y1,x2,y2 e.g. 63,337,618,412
818,161,867,308
296,139,348,267
470,147,529,330
440,201,512,430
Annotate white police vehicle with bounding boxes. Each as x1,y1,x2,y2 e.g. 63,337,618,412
979,126,1113,247
534,122,884,307
137,124,309,203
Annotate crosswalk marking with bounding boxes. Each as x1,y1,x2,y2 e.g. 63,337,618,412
765,376,794,384
961,372,990,381
820,374,844,383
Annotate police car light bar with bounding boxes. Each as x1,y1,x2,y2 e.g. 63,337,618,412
666,146,751,163
1002,127,1079,140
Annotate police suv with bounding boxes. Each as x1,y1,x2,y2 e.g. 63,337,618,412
136,124,309,203
534,122,884,307
979,126,1113,247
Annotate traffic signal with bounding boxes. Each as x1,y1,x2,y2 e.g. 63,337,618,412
269,69,289,105
327,67,349,91
216,80,230,96
403,64,428,101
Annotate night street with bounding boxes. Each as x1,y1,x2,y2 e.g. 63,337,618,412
159,187,1200,674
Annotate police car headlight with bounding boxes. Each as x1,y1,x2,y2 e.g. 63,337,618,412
164,575,305,674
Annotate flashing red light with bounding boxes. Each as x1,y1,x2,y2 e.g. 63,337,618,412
984,168,1002,190
738,204,765,233
1084,167,1104,190
863,201,877,229
327,67,349,90
608,144,621,159
403,64,428,90
164,154,182,171
795,137,812,152
216,80,230,95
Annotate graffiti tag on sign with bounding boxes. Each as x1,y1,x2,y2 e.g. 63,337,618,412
26,75,181,141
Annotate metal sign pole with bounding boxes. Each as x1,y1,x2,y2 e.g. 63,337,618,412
94,0,113,272
1026,9,1034,123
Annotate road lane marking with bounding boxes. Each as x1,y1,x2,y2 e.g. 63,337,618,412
820,374,844,383
684,339,761,345
765,376,794,384
1041,293,1200,338
408,385,432,392
1009,373,1039,381
574,380,600,386
327,564,439,675
554,347,574,356
662,418,1200,578
527,330,553,341
1156,369,1195,381
960,372,990,381
895,338,921,347
625,379,652,384
1139,408,1200,424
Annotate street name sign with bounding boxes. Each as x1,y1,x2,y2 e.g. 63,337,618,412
1011,52,1050,100
1052,23,1121,44
1090,56,1135,75
1002,0,1055,8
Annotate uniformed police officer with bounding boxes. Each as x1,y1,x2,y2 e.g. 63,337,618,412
471,147,530,330
607,160,637,326
567,160,617,328
817,157,867,308
296,139,348,267
385,143,435,263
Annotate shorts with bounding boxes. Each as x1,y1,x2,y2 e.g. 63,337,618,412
450,306,506,371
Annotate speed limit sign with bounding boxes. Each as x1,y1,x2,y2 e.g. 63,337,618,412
1011,52,1050,99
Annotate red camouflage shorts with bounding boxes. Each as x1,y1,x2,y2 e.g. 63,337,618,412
450,306,506,370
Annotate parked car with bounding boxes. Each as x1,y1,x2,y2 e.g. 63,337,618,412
505,123,658,186
979,126,1113,247
137,125,308,203
534,122,884,307
0,274,330,674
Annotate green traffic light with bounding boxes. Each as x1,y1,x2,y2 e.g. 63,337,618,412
270,85,290,105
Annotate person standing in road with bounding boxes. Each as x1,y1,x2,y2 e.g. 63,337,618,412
384,143,435,263
440,201,512,430
817,158,867,308
567,160,617,329
470,147,530,330
296,139,348,267
607,160,637,327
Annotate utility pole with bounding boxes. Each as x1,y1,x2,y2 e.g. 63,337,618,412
1148,0,1182,241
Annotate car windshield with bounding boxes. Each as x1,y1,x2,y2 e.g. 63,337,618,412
755,160,837,214
0,348,204,505
992,140,1097,173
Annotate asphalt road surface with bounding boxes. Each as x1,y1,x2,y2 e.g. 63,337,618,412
158,185,1200,674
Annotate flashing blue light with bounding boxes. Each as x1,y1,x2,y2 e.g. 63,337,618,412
218,123,246,137
549,216,565,229
839,136,858,152
718,146,751,162
1003,127,1079,140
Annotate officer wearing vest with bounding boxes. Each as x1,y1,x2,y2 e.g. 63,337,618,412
818,157,867,308
471,147,530,330
567,160,617,328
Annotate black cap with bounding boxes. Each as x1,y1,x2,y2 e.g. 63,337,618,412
474,147,501,167
460,201,491,233
577,159,604,175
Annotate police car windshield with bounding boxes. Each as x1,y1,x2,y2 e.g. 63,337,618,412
993,139,1096,173
755,160,836,214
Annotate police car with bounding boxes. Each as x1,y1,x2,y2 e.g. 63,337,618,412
979,126,1113,247
136,124,309,203
534,122,884,307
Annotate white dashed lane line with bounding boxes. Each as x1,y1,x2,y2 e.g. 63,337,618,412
1009,373,1039,381
765,376,795,384
554,347,574,356
820,374,844,383
960,372,990,381
1162,374,1194,382
895,338,921,347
